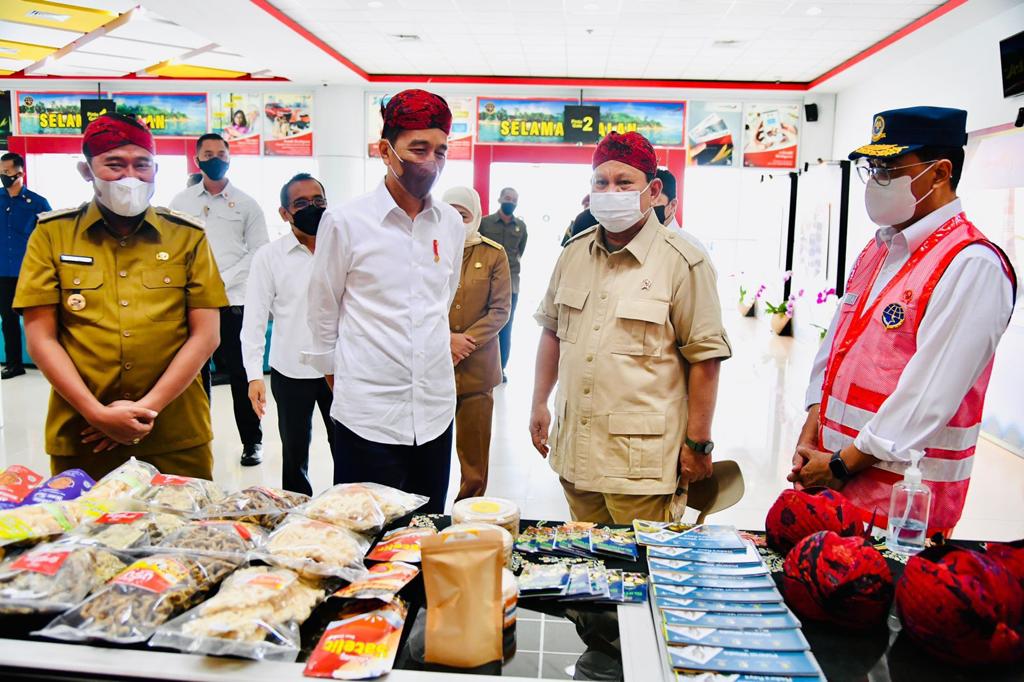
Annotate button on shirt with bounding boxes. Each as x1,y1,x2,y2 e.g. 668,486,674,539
806,199,1015,461
241,232,321,382
169,180,269,305
1,187,51,277
304,181,465,445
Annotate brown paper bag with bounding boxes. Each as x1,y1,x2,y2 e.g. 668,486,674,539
421,529,503,668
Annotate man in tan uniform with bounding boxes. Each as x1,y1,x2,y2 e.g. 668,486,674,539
15,114,227,478
530,132,731,524
443,186,512,500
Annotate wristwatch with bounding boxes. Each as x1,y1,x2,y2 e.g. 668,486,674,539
685,437,714,455
829,450,853,482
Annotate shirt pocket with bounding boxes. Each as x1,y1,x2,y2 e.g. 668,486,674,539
603,412,666,479
142,265,188,322
554,286,589,343
610,298,670,356
873,300,919,372
58,268,104,323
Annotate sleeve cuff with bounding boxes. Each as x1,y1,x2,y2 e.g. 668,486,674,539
680,335,732,364
301,350,335,375
13,293,59,310
533,311,557,332
244,365,264,383
187,294,230,309
854,426,904,462
804,382,824,411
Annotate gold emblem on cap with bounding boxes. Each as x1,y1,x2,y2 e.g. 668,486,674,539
156,251,169,261
871,115,886,143
67,293,86,311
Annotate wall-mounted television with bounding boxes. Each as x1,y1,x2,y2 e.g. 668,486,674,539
1001,29,1024,98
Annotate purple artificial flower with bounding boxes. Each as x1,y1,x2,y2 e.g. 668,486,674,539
783,270,793,282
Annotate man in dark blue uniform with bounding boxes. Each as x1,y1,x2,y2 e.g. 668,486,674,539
0,152,51,379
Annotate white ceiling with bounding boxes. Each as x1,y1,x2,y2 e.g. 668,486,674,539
270,0,948,82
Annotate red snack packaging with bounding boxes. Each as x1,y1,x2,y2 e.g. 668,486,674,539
304,599,407,679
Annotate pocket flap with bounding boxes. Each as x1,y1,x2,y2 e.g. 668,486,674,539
142,266,187,289
608,412,666,436
58,268,103,290
554,286,589,310
616,299,669,324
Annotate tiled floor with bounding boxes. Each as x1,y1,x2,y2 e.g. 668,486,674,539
2,310,1022,541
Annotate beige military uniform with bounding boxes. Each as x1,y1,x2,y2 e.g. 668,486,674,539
535,213,731,524
14,201,228,479
450,235,512,500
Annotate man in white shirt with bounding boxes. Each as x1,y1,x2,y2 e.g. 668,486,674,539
242,173,331,495
653,168,714,269
304,89,463,513
170,133,270,467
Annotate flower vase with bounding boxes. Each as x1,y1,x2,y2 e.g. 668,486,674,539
737,300,756,317
770,313,792,336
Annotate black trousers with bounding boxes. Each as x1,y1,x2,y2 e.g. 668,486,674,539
0,277,23,368
202,306,262,448
331,420,453,514
270,369,333,496
498,292,519,371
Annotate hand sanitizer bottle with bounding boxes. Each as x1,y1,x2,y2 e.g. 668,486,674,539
886,450,931,555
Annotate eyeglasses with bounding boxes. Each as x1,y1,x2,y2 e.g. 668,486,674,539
292,197,327,211
855,160,932,186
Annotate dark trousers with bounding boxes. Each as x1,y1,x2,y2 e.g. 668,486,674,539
0,277,23,368
270,369,333,496
497,292,519,371
202,306,262,448
331,420,453,514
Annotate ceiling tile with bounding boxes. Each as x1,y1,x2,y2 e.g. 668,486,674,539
0,20,82,47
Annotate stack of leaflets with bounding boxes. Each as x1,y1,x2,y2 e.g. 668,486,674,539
517,559,647,604
515,522,639,562
635,522,825,681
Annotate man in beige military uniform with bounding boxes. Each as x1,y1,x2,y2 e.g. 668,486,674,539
530,132,731,524
443,186,512,501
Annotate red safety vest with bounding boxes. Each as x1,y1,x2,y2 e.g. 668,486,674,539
819,212,1015,533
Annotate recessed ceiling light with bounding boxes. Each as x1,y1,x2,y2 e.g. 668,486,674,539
368,1,383,7
0,47,17,55
806,6,822,16
390,34,421,42
26,10,71,22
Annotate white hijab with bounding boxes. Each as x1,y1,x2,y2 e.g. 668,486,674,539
442,185,482,247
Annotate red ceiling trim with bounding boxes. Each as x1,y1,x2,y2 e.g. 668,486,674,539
366,73,807,90
0,75,289,81
808,0,968,89
250,0,370,79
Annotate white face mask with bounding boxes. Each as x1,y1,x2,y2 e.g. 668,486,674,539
93,176,154,217
590,182,652,234
864,162,936,226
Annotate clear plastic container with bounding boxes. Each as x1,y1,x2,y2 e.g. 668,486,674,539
886,455,931,555
451,498,521,540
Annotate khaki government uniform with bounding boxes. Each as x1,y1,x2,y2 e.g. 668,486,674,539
535,213,731,524
14,201,229,478
449,235,512,500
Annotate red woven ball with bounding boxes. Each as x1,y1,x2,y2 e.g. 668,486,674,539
987,542,1024,593
896,545,1024,666
766,487,863,554
781,530,893,630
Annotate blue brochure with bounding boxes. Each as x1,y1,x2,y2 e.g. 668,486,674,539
663,608,801,631
668,647,822,676
664,624,809,651
650,569,777,590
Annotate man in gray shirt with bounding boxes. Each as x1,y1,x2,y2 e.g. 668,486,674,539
170,133,269,466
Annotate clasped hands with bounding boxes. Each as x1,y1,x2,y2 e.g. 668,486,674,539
81,400,158,453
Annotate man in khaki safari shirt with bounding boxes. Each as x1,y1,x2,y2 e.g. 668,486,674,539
529,132,731,524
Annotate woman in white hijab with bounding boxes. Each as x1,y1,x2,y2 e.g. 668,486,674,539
442,186,512,500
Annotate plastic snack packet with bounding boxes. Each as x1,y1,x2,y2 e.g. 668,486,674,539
0,502,82,547
196,486,309,529
0,465,45,509
153,520,266,561
0,543,127,614
20,469,95,506
297,484,387,534
257,515,370,580
366,527,436,563
359,483,428,524
134,475,225,514
333,561,419,603
64,511,187,551
304,599,408,679
151,566,325,662
82,458,158,502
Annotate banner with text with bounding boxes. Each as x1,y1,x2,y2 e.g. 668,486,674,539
263,93,313,156
366,93,474,160
477,98,685,146
210,92,262,155
742,103,800,169
112,92,208,137
16,91,97,135
0,91,11,150
687,102,742,167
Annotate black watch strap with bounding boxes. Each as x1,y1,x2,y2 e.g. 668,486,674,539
829,450,853,481
685,437,714,455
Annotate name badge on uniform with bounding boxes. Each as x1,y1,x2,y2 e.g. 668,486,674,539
60,254,93,265
842,292,858,306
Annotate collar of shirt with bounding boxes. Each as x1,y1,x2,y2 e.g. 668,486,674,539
589,211,661,264
373,179,440,226
284,229,312,255
874,198,964,256
82,199,164,239
192,178,233,200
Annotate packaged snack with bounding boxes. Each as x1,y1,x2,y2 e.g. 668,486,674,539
82,458,158,501
366,526,436,563
359,482,428,524
518,562,570,597
196,486,309,529
502,568,518,660
64,511,186,551
38,553,235,644
154,521,266,560
304,599,407,679
0,543,126,614
0,465,45,509
258,515,369,580
297,484,386,534
589,527,639,560
0,502,81,547
452,497,520,539
151,566,324,662
553,522,596,557
135,474,225,514
333,561,419,603
441,523,513,568
21,469,94,506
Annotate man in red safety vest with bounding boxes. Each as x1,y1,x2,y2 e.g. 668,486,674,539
789,106,1017,535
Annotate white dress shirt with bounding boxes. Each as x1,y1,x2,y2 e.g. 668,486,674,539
170,180,269,305
303,181,464,446
666,216,716,272
241,232,322,382
806,199,1015,462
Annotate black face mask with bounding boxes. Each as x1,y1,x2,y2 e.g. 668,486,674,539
653,205,668,225
387,142,441,200
197,157,229,181
292,204,325,236
1,174,20,189
500,201,517,216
